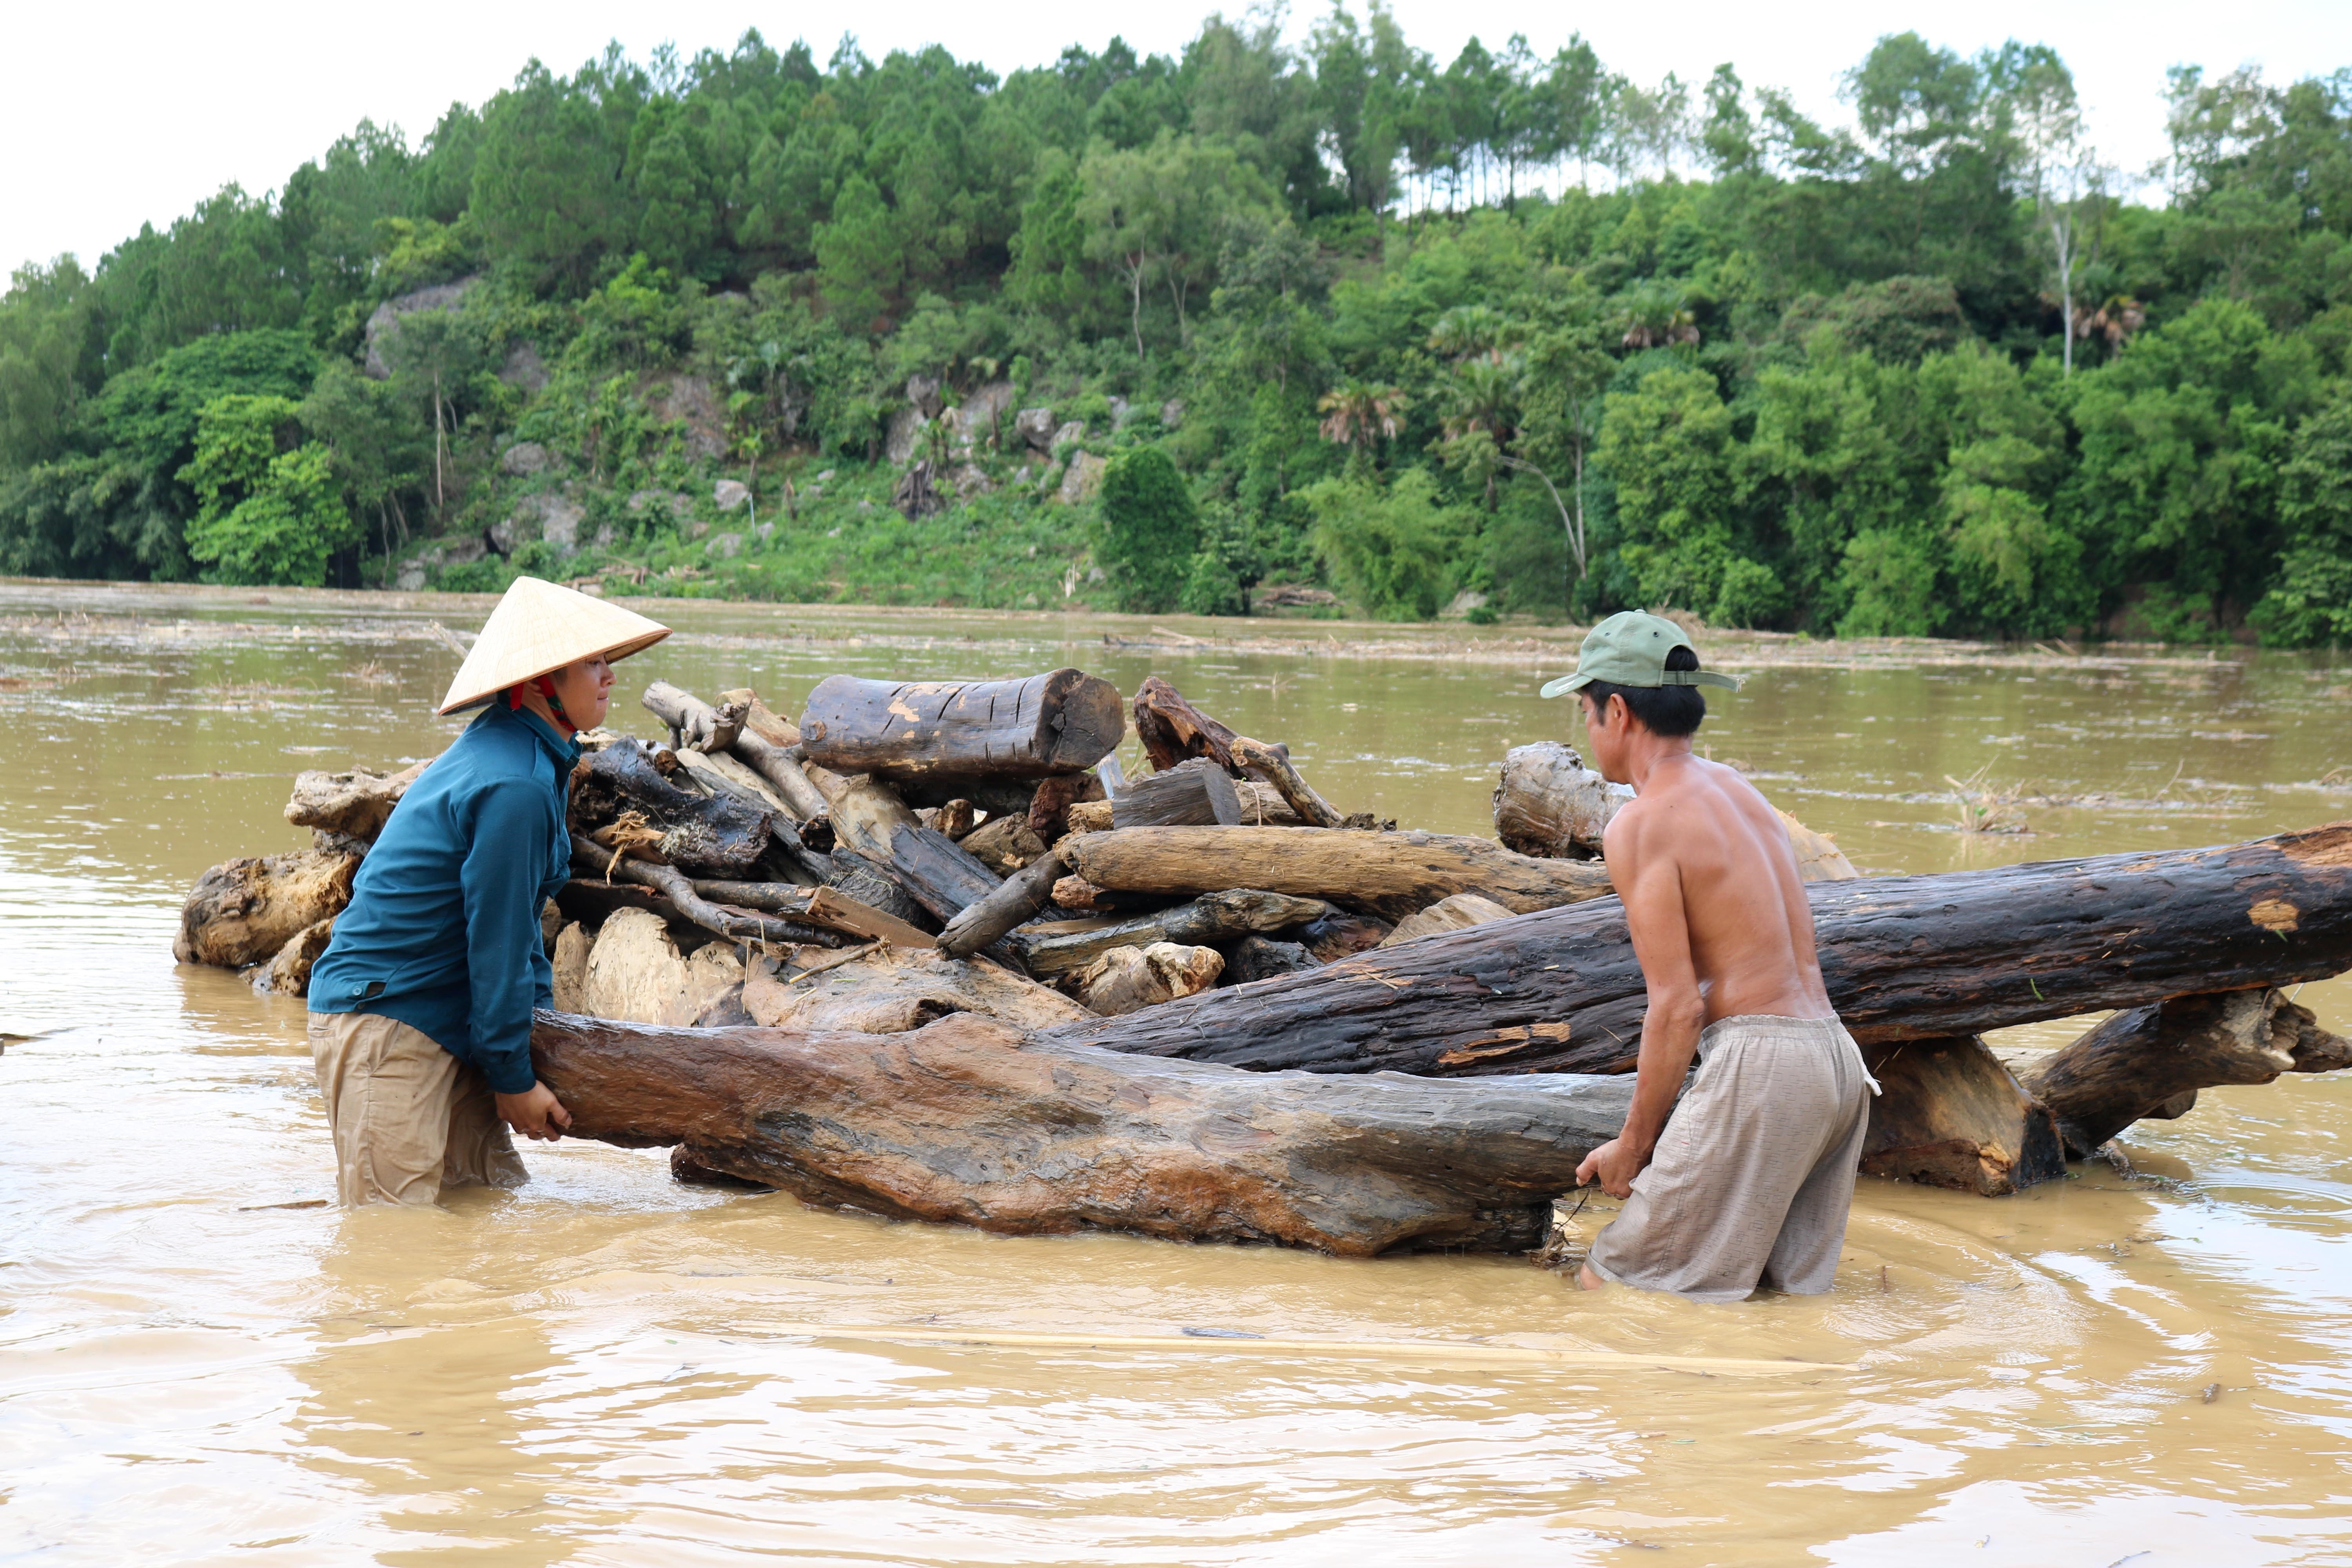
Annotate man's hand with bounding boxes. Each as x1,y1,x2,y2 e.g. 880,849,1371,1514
1576,1136,1650,1200
495,1081,572,1141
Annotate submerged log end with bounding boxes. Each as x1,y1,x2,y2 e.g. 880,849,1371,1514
1859,1036,2066,1196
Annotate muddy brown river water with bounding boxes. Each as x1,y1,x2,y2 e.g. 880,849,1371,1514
3,581,2350,1566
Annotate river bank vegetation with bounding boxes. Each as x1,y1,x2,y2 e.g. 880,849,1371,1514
3,16,2350,643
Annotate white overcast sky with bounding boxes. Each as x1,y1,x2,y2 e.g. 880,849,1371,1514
6,0,2350,278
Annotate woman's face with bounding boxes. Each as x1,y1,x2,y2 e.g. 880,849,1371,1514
550,656,615,730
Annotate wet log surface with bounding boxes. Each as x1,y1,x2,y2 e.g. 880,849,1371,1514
529,1010,1637,1255
285,761,427,840
799,670,1125,779
1055,823,2352,1078
1062,826,1618,922
176,849,359,968
2020,987,2352,1156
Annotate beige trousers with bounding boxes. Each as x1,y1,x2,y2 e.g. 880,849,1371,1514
1585,1014,1875,1303
308,1011,528,1207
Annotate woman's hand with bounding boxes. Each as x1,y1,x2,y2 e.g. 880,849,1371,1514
495,1081,573,1141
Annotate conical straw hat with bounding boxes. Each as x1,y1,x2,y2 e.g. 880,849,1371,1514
437,576,671,714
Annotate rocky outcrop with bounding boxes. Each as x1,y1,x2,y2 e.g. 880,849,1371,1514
645,375,726,460
499,441,552,476
714,479,750,512
1014,407,1057,453
1057,451,1107,504
885,407,928,465
362,277,481,379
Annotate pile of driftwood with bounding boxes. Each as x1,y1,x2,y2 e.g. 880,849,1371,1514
177,665,2352,1260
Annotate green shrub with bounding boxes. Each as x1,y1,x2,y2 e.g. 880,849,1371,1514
1300,469,1466,621
178,394,357,585
1097,447,1199,613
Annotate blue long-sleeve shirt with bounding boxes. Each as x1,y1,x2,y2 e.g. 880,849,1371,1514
309,702,578,1094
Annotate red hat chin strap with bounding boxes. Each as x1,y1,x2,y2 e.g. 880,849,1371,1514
507,675,578,735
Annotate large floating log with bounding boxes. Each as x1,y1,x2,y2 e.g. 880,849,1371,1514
529,1011,1637,1255
799,670,1125,779
176,849,359,969
2019,987,2352,1157
1061,826,1617,922
1056,822,2352,1079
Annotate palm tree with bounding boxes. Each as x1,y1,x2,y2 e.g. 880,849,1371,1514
1317,382,1410,461
1617,283,1701,350
1427,304,1514,363
1439,354,1522,508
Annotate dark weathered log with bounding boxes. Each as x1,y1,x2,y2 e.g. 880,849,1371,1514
1026,772,1097,843
828,775,1002,921
937,846,1069,958
1292,912,1393,961
960,813,1050,873
822,855,934,933
1062,826,1618,921
570,848,846,948
569,738,775,878
704,690,833,822
285,760,428,841
1858,1037,2066,1196
1230,935,1317,982
1230,737,1345,829
1113,757,1244,829
799,669,1126,779
2019,987,2352,1156
1007,889,1333,977
1132,674,1245,772
529,1011,1639,1256
175,849,359,968
1055,822,2352,1080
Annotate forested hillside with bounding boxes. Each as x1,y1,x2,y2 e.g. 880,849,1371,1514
4,16,2350,642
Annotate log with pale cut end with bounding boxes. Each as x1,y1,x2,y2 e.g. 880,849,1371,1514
175,849,359,969
1492,742,1624,861
1067,942,1223,1015
1112,757,1243,829
285,761,428,841
528,1010,1639,1255
2019,987,2352,1157
1380,893,1515,946
1857,1036,2066,1196
798,669,1125,779
578,906,750,1026
1007,888,1332,978
1060,826,1617,922
740,945,1092,1034
1777,810,1859,882
1057,822,2352,1080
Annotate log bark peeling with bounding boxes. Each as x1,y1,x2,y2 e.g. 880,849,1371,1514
799,670,1126,779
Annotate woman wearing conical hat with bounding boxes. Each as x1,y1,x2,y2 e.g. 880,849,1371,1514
306,578,669,1206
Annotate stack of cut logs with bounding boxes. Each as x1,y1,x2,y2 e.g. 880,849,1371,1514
178,665,2352,1261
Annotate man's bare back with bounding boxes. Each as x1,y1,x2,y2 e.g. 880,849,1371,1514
1540,612,1873,1300
1603,753,1834,1030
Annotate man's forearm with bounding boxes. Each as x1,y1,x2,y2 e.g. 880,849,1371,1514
1618,1008,1701,1154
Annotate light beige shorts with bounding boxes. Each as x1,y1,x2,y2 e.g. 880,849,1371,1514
308,1011,527,1207
1585,1014,1876,1303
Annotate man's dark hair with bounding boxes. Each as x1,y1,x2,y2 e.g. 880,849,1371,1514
1581,645,1707,737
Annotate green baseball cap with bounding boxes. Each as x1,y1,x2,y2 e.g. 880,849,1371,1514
1540,610,1741,698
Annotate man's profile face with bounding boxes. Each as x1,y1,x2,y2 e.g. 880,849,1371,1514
1579,691,1633,784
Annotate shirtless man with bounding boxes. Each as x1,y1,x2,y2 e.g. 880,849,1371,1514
1543,612,1876,1301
